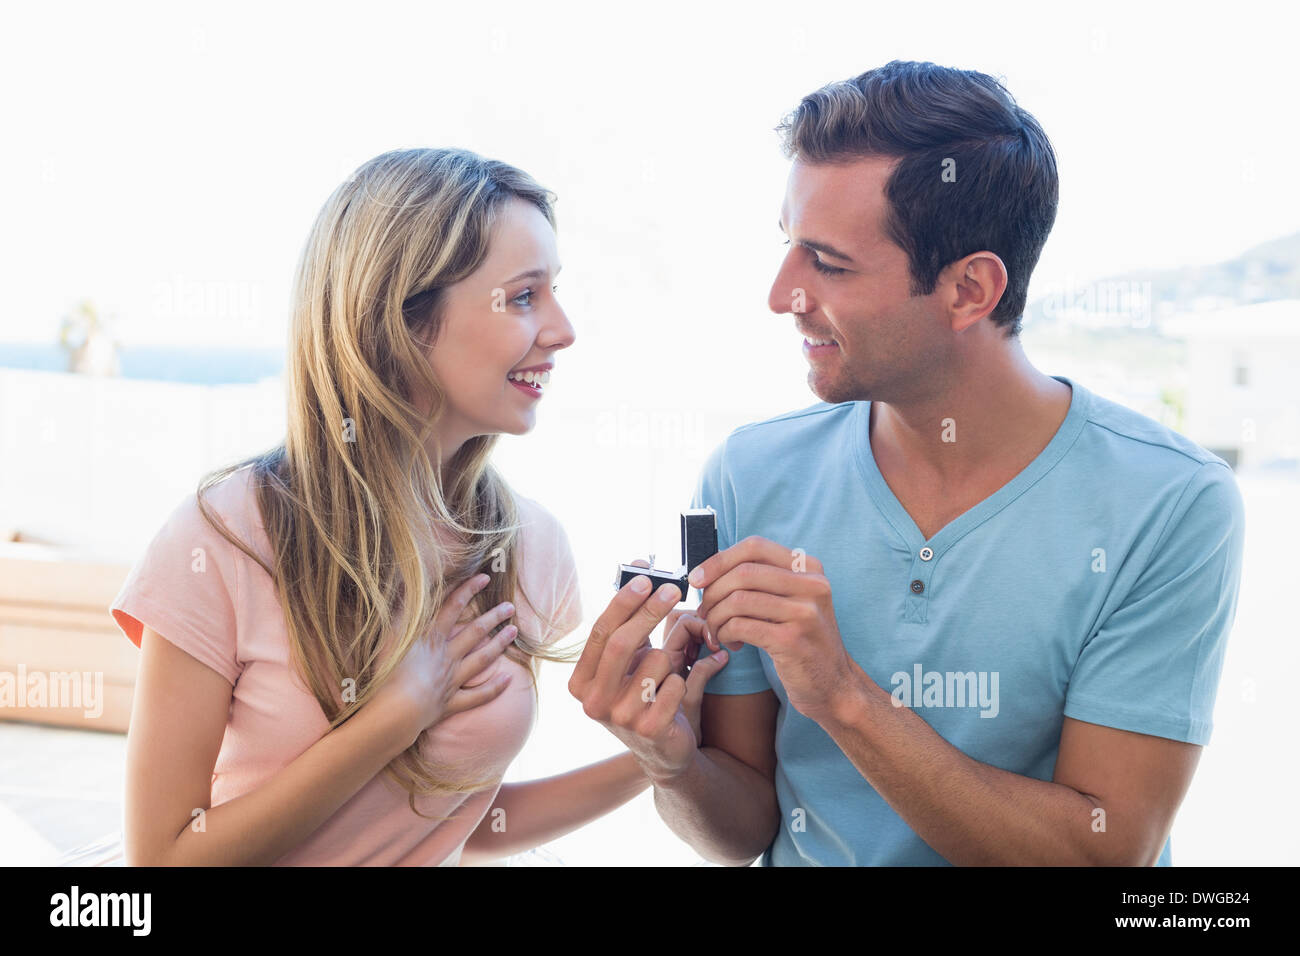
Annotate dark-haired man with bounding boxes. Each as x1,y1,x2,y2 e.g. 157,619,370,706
571,61,1244,866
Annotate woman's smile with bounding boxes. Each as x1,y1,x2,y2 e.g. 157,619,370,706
507,363,552,398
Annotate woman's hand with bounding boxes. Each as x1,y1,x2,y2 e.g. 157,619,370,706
372,572,518,746
654,611,717,744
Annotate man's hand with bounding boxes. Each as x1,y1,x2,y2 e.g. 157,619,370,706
690,535,857,725
568,571,729,784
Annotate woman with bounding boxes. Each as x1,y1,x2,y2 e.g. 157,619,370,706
111,148,727,865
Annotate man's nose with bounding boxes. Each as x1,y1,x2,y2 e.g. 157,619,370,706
768,256,808,316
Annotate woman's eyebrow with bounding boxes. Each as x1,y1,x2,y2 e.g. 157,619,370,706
502,264,562,284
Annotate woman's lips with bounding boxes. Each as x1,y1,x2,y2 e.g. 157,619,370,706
508,378,543,398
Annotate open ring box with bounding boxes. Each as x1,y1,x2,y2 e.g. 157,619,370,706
613,507,718,602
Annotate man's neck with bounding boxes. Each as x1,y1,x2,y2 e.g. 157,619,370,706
869,343,1071,488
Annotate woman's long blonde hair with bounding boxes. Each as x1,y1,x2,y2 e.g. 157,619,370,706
195,148,580,814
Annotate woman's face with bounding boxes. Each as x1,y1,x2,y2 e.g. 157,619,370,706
422,198,574,458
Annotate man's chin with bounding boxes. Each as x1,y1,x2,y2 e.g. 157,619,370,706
807,372,858,405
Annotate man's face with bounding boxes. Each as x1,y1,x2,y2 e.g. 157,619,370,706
769,156,945,404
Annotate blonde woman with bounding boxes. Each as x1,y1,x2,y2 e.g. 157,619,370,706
111,148,728,866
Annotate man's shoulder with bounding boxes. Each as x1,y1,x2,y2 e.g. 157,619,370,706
710,399,859,467
1077,384,1232,474
1070,382,1243,543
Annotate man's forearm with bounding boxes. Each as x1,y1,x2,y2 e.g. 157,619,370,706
650,746,779,866
823,662,1127,865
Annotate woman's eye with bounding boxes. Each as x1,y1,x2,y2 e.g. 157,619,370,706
513,284,559,307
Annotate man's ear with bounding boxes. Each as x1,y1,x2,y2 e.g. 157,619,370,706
947,252,1008,333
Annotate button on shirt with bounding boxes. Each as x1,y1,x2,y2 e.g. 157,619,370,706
690,376,1245,866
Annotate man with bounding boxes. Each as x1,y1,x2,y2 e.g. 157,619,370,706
570,60,1245,865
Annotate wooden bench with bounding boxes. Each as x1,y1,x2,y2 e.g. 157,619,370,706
0,541,135,733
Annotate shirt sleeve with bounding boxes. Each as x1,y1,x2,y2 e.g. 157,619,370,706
691,436,772,695
110,488,244,686
1063,461,1246,745
514,498,584,648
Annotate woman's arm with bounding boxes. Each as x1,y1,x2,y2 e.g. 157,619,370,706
125,624,419,866
457,752,649,865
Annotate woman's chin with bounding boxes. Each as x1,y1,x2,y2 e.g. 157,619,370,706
502,413,536,436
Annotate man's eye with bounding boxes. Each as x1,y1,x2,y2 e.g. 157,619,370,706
811,259,847,276
785,239,846,276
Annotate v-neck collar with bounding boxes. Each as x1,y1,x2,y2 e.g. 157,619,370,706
853,375,1090,555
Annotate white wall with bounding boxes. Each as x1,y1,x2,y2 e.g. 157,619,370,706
0,369,287,558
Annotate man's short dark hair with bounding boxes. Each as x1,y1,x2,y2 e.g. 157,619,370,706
776,60,1059,337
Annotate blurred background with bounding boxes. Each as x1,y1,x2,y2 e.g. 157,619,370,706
1,0,1296,866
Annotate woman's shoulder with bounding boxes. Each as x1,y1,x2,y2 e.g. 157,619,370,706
162,465,256,538
509,493,582,643
111,466,261,674
153,464,267,563
511,493,575,560
196,460,256,508
512,491,559,527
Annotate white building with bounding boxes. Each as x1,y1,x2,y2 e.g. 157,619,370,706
1161,300,1300,470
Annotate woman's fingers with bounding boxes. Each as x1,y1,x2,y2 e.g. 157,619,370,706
443,670,512,718
664,613,711,660
454,624,517,686
449,599,515,655
436,572,492,635
681,649,728,736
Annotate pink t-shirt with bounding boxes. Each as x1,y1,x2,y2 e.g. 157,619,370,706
110,464,583,866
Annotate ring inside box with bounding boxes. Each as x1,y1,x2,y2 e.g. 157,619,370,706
615,507,718,602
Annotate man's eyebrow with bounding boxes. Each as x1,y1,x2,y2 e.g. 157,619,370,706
777,217,855,264
503,264,562,285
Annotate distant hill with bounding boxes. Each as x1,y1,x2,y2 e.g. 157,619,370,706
0,343,285,384
1025,230,1300,331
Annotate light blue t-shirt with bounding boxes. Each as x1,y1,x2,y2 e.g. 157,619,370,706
691,375,1245,866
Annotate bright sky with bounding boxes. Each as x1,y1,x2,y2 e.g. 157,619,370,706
2,0,1295,361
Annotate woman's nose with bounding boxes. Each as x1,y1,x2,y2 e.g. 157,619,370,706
546,305,577,350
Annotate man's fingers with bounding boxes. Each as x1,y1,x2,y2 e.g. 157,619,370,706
713,616,778,652
697,562,828,621
614,648,675,724
590,582,680,698
571,574,656,688
687,536,804,591
702,589,793,643
642,672,688,736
